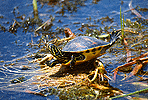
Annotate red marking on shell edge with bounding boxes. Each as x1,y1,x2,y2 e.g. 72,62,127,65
75,43,87,48
84,38,97,44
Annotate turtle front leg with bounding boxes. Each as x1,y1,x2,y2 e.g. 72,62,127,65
70,55,76,67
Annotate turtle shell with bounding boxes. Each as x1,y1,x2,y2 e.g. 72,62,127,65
62,36,109,52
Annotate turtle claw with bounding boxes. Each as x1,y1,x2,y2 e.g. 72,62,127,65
89,67,99,82
88,59,110,82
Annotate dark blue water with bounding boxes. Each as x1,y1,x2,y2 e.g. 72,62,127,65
0,0,147,99
0,0,147,61
0,0,33,61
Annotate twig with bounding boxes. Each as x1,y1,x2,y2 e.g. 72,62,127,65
129,0,147,20
34,19,51,32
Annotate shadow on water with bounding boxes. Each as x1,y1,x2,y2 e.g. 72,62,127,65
0,0,148,99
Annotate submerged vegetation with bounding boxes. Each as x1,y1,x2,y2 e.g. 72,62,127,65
0,0,147,100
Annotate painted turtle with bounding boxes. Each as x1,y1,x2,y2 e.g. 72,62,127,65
47,30,121,67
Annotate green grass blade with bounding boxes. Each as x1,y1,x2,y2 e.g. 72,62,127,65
120,6,125,39
110,88,148,99
33,0,38,12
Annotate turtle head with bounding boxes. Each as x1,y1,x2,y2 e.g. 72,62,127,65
48,44,63,59
47,44,72,66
